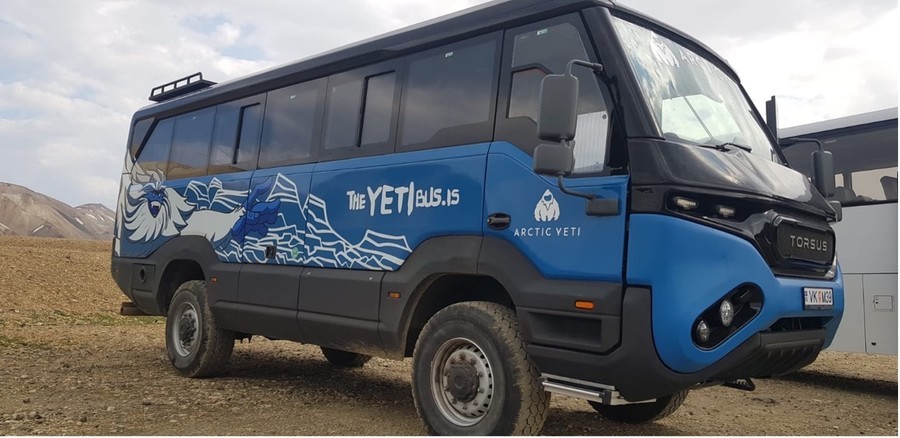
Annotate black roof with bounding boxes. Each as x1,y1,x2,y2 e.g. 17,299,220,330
134,0,734,121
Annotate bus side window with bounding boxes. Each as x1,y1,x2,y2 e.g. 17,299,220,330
258,79,325,168
321,61,401,159
136,118,175,176
498,16,610,173
209,98,263,175
129,118,153,161
168,107,215,180
398,33,499,151
360,72,397,147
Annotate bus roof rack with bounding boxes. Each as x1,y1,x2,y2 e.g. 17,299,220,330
149,72,216,102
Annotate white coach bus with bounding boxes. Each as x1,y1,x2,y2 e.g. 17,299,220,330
780,108,898,355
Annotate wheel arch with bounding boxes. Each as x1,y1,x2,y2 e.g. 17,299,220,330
402,273,514,356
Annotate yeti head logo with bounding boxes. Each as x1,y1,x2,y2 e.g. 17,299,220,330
534,189,560,222
123,166,193,242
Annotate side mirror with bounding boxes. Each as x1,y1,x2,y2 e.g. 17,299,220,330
537,74,578,142
812,149,835,198
782,137,836,198
533,144,574,176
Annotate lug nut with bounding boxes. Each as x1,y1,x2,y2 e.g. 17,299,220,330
458,353,466,360
449,358,456,364
469,358,476,365
478,388,484,393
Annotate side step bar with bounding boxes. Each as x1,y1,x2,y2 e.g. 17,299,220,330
541,374,654,406
120,301,150,316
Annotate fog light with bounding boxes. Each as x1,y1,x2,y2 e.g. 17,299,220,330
696,319,710,343
720,299,735,327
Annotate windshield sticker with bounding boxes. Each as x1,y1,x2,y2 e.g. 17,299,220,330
347,183,461,217
650,32,679,67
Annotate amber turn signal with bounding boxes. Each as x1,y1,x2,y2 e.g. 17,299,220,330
574,300,594,310
388,291,401,299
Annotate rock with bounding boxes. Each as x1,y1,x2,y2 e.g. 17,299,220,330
14,413,25,421
79,416,87,423
106,406,115,412
27,412,40,419
22,398,30,404
35,418,45,424
141,400,152,406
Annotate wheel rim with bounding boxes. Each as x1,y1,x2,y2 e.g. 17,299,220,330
170,302,200,357
430,337,495,427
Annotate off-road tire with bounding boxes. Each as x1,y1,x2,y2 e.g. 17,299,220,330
321,347,372,368
589,390,688,424
165,280,234,378
411,301,550,435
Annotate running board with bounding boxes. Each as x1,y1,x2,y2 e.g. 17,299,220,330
541,374,654,406
120,301,150,316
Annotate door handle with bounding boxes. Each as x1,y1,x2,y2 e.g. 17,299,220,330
487,213,511,230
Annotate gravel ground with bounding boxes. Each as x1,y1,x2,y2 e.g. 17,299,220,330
0,236,897,435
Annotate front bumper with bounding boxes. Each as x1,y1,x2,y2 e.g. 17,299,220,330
527,287,826,402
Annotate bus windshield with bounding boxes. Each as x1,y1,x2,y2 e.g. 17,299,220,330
611,16,781,163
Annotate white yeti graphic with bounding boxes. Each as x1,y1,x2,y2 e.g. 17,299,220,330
123,165,193,242
534,189,560,222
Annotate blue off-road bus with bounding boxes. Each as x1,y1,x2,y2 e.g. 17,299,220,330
112,0,844,434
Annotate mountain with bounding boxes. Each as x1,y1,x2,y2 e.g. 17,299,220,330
0,182,114,240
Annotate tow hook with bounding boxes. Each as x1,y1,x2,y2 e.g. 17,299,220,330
723,378,756,392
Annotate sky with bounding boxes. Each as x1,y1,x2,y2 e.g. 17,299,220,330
0,0,896,209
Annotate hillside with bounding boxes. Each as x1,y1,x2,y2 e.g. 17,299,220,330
0,182,114,240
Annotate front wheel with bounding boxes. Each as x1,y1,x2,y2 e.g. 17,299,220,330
165,280,234,378
588,390,688,424
411,302,549,435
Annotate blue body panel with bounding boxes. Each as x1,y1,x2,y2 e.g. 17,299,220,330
484,142,628,282
310,143,488,268
243,165,313,265
627,214,844,373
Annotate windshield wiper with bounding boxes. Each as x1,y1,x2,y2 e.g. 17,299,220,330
714,142,752,153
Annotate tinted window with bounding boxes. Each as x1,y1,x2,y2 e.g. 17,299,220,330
400,35,498,150
259,80,323,167
168,107,215,180
507,21,609,173
129,118,153,160
783,123,898,205
210,101,263,174
136,118,174,175
324,79,363,150
360,72,396,146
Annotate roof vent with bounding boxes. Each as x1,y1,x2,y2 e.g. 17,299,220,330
149,72,216,102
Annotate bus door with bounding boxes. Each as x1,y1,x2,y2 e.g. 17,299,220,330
234,80,324,340
483,15,627,351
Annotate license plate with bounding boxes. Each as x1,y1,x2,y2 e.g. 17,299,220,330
803,287,834,310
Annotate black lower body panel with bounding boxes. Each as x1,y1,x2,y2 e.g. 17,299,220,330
528,287,825,401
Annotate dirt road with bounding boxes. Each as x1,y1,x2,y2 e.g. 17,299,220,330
0,237,897,435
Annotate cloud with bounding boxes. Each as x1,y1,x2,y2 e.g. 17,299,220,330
0,0,895,210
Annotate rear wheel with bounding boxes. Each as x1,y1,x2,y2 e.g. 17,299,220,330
165,280,234,377
588,390,688,424
411,302,549,435
320,347,371,368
